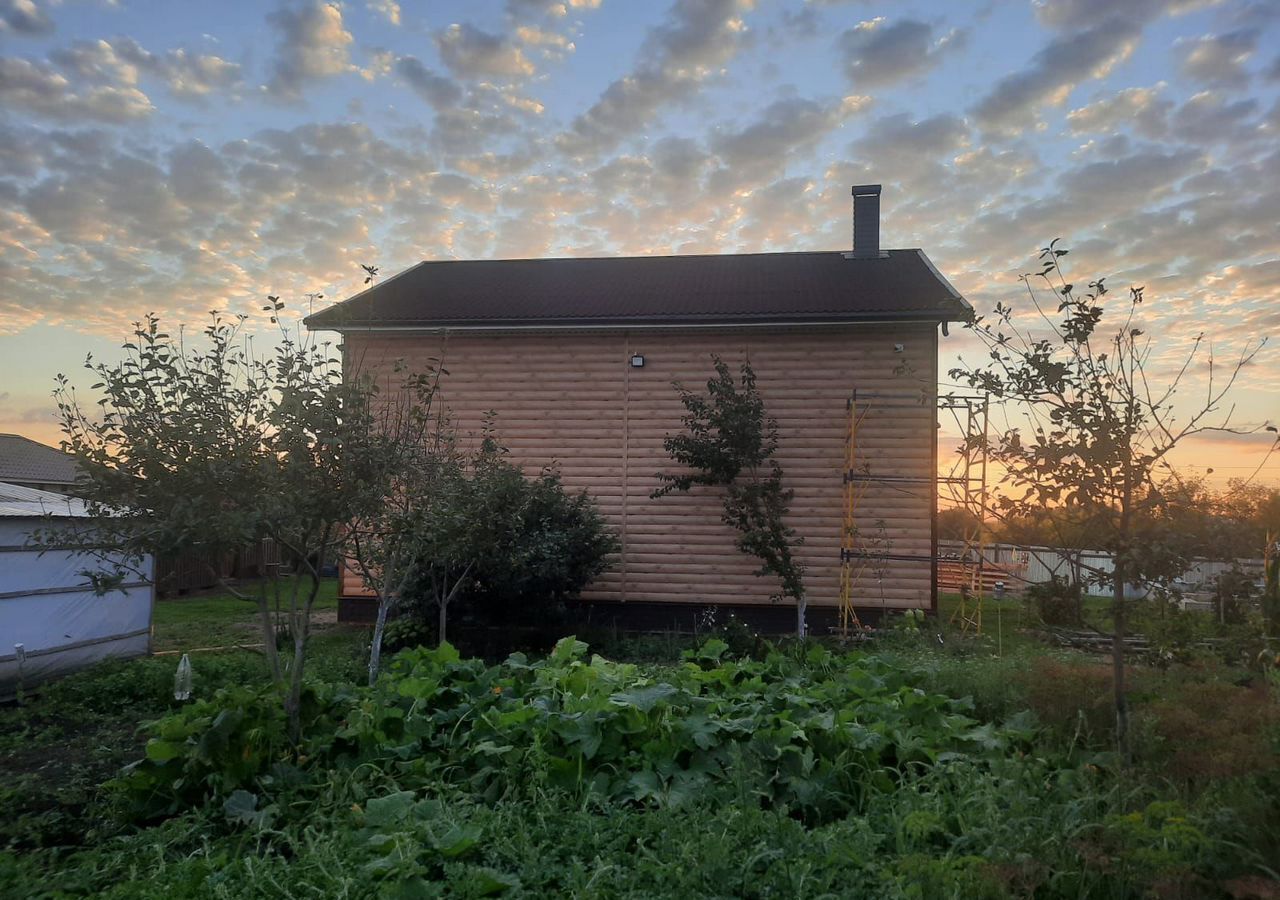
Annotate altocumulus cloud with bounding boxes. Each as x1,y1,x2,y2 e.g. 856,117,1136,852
0,0,52,36
265,1,354,100
0,0,1275,426
838,17,964,88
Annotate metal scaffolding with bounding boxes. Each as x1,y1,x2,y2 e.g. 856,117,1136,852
838,389,990,635
938,394,990,635
837,392,867,634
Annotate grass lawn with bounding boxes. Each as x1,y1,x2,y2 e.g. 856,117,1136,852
151,576,341,652
935,590,1124,654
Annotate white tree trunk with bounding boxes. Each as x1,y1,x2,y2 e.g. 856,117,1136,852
369,593,391,686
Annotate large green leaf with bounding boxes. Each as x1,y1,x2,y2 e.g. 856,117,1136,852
550,636,588,664
433,823,481,857
460,867,520,896
364,791,417,828
223,789,269,828
609,683,678,713
144,739,184,762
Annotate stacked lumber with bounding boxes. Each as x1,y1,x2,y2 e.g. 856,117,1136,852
936,559,1021,595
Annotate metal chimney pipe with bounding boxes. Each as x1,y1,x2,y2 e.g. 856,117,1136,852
851,184,882,259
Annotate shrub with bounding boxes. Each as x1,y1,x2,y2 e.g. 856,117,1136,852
399,455,618,641
1143,680,1280,784
1137,601,1217,668
381,616,434,654
1024,575,1083,627
693,607,770,660
1213,567,1256,626
111,677,361,822
1075,801,1215,896
1019,657,1118,745
462,465,619,628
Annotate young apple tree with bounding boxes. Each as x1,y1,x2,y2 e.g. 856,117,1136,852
653,357,807,636
343,362,455,683
950,241,1271,758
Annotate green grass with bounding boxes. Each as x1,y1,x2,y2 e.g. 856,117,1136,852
935,592,1037,652
934,591,1150,655
152,576,340,652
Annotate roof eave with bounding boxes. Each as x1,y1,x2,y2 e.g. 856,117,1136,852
307,308,969,333
915,249,973,317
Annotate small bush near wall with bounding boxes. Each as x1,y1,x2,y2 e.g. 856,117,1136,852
396,457,618,649
462,467,618,628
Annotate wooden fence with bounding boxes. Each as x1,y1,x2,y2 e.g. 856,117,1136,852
154,539,280,596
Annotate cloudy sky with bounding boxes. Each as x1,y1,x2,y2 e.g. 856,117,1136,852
0,0,1277,485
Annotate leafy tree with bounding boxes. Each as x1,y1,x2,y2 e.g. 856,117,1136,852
653,356,806,636
993,507,1094,550
402,450,475,647
937,506,988,543
399,437,618,646
950,241,1272,758
49,312,383,740
1206,479,1280,560
344,362,450,684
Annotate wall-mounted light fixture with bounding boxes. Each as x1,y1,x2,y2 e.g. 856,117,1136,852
630,354,645,367
893,343,905,354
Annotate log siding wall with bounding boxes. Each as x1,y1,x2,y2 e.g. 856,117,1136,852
341,324,939,613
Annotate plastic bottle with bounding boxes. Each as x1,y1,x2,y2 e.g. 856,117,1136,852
174,653,193,701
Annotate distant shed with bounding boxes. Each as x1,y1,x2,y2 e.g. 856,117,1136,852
0,482,154,695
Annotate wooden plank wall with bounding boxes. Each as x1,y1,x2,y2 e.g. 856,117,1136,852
341,324,939,611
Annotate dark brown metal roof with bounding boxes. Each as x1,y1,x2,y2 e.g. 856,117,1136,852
0,434,79,487
304,249,971,331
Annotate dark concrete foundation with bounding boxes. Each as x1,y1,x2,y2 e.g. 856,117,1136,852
338,595,892,634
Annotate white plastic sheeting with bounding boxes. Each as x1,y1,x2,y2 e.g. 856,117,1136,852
0,482,153,695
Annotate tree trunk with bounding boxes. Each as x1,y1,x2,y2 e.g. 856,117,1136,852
796,596,806,639
367,556,401,686
438,592,448,647
435,567,471,647
1111,567,1130,763
286,632,305,745
256,592,283,683
285,563,323,745
369,592,390,686
1071,553,1084,625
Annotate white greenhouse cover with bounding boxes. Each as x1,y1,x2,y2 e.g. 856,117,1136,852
0,482,153,695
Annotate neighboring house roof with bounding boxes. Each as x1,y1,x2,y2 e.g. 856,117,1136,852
304,249,972,331
0,481,88,518
0,434,78,487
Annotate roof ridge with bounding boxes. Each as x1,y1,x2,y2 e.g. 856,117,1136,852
304,249,969,331
403,248,920,264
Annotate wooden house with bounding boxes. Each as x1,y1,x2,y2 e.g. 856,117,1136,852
305,186,971,632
